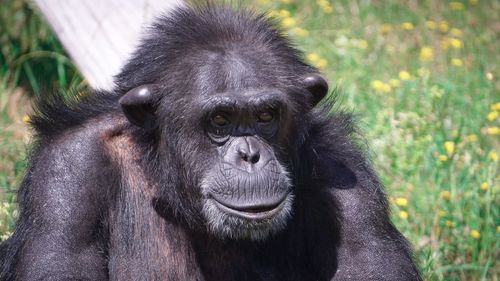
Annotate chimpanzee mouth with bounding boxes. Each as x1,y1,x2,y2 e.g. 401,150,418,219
211,194,290,220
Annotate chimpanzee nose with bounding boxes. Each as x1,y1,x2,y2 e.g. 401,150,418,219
237,137,261,164
238,148,260,164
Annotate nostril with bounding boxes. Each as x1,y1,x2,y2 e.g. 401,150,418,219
238,149,249,162
250,153,260,164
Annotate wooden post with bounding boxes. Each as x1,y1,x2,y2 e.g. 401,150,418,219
33,0,183,90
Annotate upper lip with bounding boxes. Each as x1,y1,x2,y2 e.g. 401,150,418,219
211,193,289,220
220,159,275,174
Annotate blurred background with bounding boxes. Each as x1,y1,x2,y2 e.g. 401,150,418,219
0,0,498,280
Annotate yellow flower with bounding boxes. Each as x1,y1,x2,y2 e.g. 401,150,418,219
497,225,500,232
379,24,393,34
280,0,293,3
469,0,478,4
438,209,447,216
323,5,333,13
440,190,451,200
439,21,449,32
488,150,498,162
357,40,368,50
438,155,448,162
445,220,455,227
257,0,270,5
399,211,408,219
486,126,500,135
444,141,455,155
491,102,500,111
316,59,328,68
401,22,414,30
278,9,291,18
426,20,437,30
389,79,401,87
470,229,480,239
317,0,333,12
281,17,296,29
317,0,329,6
419,47,434,61
22,115,30,123
451,58,463,67
466,134,478,142
449,2,465,10
487,111,498,121
417,67,431,77
382,83,392,93
306,53,320,63
480,182,489,191
371,80,384,91
399,71,411,80
395,197,408,207
292,27,309,37
450,28,463,37
449,38,463,48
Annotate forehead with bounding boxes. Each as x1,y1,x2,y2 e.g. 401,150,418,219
200,88,288,110
191,47,281,95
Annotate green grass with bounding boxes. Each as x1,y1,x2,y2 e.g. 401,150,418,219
0,0,498,280
0,0,87,240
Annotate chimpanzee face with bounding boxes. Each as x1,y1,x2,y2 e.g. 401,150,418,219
198,88,294,240
119,48,328,241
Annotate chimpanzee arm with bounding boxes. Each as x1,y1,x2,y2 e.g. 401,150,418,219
328,164,421,280
1,127,111,281
308,114,421,281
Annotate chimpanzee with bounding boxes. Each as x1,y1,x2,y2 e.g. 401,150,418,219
0,4,421,281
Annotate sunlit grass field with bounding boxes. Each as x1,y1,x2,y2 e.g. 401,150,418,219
0,0,498,280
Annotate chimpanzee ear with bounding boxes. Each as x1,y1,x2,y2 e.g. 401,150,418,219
119,85,158,129
303,74,328,107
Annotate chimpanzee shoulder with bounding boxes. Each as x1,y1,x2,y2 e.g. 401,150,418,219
28,90,121,140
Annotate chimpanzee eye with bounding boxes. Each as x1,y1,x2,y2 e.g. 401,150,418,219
212,114,230,127
257,112,273,123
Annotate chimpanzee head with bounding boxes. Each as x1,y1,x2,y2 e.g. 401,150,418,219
117,6,328,240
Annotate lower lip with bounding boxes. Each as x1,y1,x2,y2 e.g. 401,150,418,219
212,196,289,220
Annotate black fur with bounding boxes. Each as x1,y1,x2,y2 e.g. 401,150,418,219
0,4,421,281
